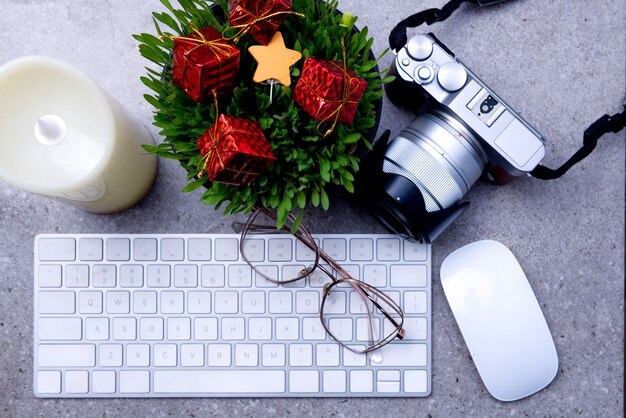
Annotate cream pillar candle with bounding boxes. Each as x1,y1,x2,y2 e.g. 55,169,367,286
0,56,157,213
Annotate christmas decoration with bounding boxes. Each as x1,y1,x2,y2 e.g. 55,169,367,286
135,0,389,226
171,25,240,102
294,57,367,135
227,0,297,45
197,114,277,186
248,31,302,87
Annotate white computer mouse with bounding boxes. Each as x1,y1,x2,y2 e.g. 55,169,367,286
440,240,558,402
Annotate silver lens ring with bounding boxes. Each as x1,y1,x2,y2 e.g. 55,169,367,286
382,111,486,211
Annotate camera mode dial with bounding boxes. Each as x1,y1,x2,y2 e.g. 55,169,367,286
407,35,433,61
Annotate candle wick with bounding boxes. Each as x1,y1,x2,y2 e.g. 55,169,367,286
34,114,67,146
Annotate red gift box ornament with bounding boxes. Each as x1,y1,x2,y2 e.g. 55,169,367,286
171,25,240,102
226,0,303,45
294,50,367,137
197,114,277,186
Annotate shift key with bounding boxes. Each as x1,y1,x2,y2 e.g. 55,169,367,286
38,344,95,367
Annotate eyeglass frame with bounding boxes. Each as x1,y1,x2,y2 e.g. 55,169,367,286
238,207,406,354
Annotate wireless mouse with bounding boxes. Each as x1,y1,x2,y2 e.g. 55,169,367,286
440,240,558,401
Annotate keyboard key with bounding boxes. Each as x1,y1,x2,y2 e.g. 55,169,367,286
404,370,428,393
79,238,103,261
154,344,177,366
241,238,264,262
323,370,346,393
153,370,285,393
372,344,427,367
133,238,157,261
404,240,427,261
363,264,386,287
133,291,157,314
201,265,225,287
187,238,211,261
147,265,170,287
214,238,239,261
404,291,428,314
161,238,184,261
289,370,318,393
207,344,231,366
85,318,109,340
38,291,75,314
269,291,292,314
249,317,271,340
38,317,82,340
174,264,198,287
38,264,62,288
167,317,191,340
127,344,150,367
242,291,265,314
322,238,346,261
194,318,218,340
106,291,130,314
65,370,89,394
289,344,313,366
140,317,164,340
100,344,123,367
349,238,374,261
38,344,95,367
92,370,116,394
389,265,427,287
106,238,130,261
120,265,144,288
214,291,238,314
376,238,401,261
296,291,319,314
37,370,61,394
113,318,136,340
79,291,103,314
350,370,373,393
92,265,116,288
180,344,204,367
262,344,285,366
228,264,252,287
268,238,292,261
222,317,245,340
275,318,298,340
38,237,75,261
187,291,211,314
235,344,259,366
119,371,150,393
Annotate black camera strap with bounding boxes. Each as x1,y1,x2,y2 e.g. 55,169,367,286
530,106,626,180
389,0,626,180
389,0,477,52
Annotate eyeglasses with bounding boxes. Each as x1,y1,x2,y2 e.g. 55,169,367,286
238,207,405,354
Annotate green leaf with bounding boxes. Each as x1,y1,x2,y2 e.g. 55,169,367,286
182,178,206,192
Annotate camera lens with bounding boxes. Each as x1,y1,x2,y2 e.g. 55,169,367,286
381,110,487,212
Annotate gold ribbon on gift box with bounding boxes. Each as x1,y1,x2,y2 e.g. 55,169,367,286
197,92,263,183
165,23,233,58
299,37,362,138
223,2,305,44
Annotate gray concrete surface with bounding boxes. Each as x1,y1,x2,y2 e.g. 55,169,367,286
0,0,624,416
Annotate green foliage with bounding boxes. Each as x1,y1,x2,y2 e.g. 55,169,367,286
134,0,388,226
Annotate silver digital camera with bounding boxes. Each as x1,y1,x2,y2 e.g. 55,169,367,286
359,34,547,242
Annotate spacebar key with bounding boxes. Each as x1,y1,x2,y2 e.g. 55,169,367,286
154,370,285,394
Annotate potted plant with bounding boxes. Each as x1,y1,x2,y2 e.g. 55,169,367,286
134,0,389,228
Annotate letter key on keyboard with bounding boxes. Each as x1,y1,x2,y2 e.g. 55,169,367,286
34,234,431,397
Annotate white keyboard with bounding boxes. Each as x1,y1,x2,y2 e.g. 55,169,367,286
33,233,431,397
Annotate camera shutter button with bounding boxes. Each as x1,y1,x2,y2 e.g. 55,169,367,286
415,65,434,83
407,35,433,61
437,62,468,92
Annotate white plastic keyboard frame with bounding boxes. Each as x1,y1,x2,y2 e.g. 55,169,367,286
33,233,432,398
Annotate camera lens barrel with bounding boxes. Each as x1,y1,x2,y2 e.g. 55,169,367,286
382,110,487,211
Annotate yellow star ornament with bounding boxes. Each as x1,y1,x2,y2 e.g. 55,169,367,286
248,32,302,86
